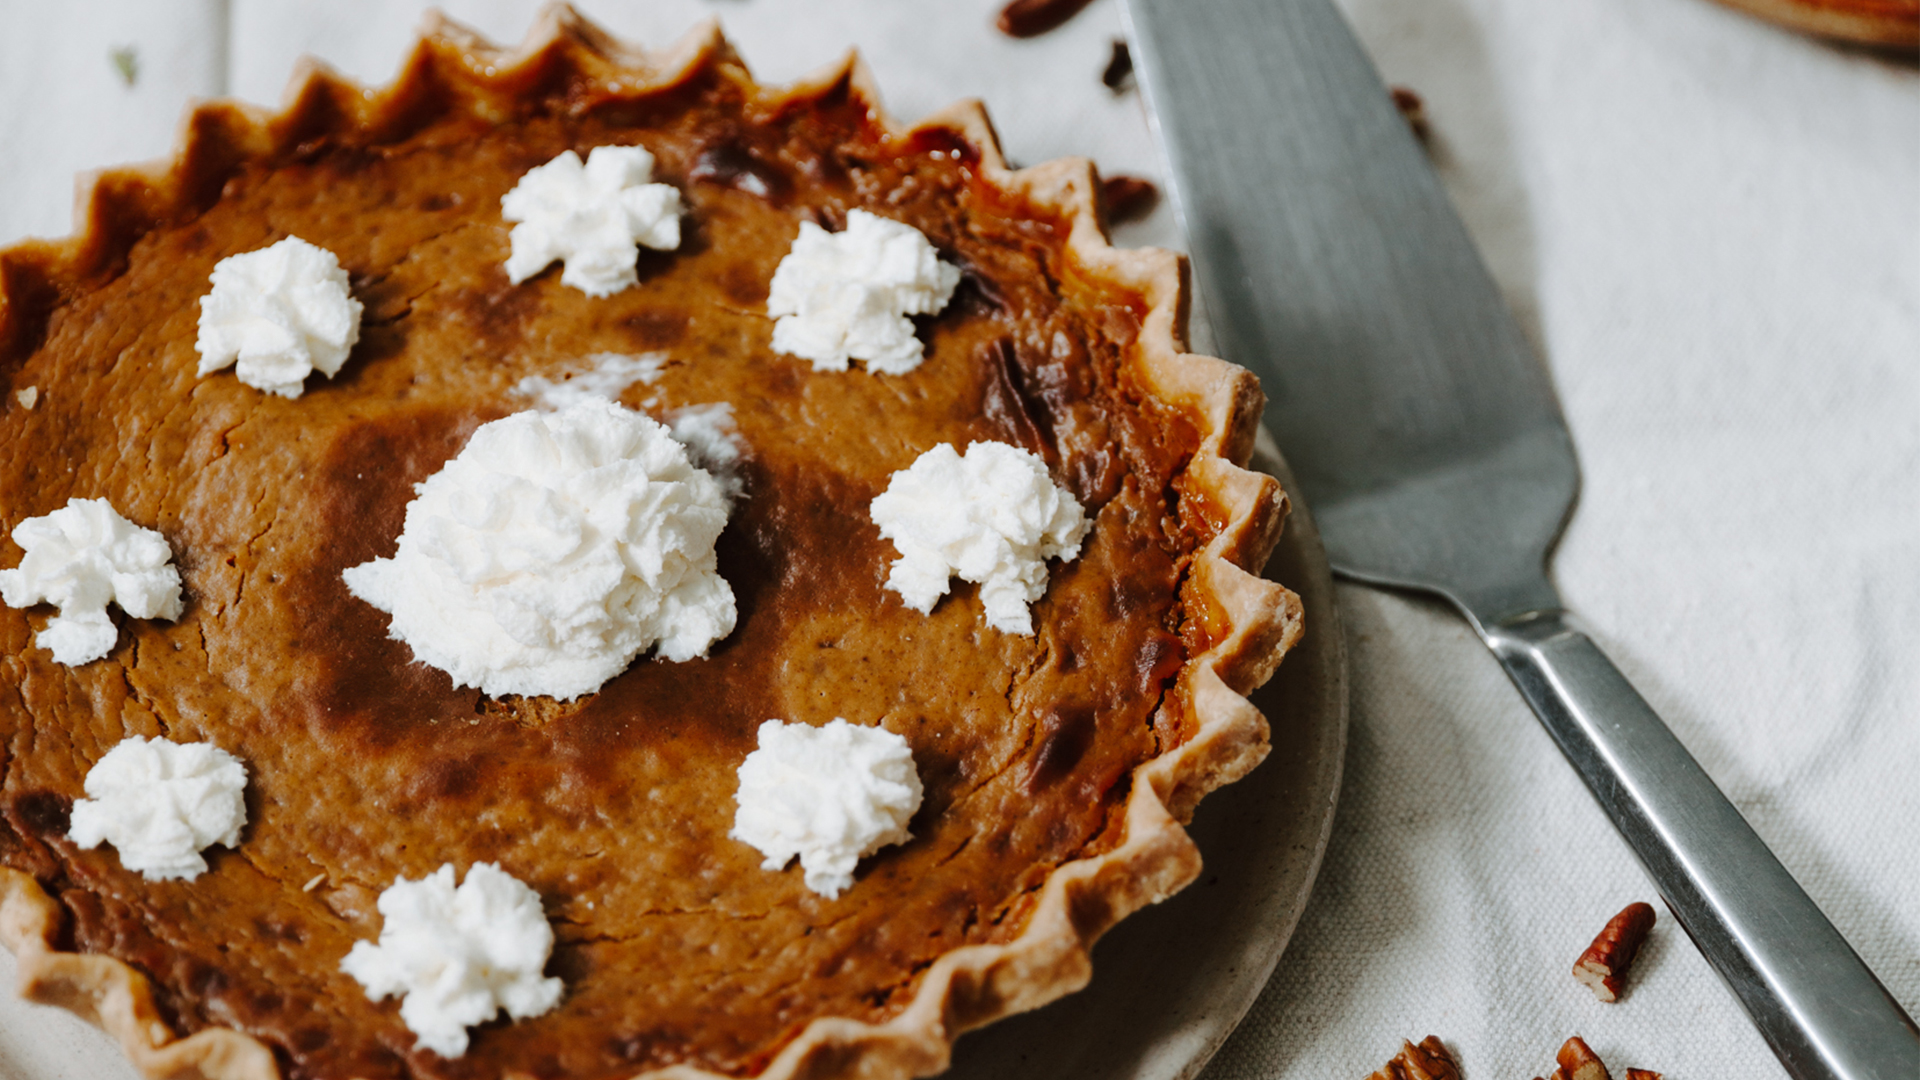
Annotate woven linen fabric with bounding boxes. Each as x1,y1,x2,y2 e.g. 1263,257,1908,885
1206,0,1920,1077
0,2,1914,1079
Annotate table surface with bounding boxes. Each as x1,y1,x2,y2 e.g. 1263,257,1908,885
1,1,1916,1078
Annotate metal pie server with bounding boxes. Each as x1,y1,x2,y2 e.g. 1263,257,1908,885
1119,1,1920,1076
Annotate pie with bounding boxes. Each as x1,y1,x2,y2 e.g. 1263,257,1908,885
0,6,1303,1079
1706,0,1917,47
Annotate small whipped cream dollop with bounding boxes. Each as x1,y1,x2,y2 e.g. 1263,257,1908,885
730,719,923,899
512,351,666,410
340,862,563,1059
502,145,684,297
342,401,736,700
766,209,962,375
68,736,248,882
869,441,1088,635
196,236,363,398
0,497,184,665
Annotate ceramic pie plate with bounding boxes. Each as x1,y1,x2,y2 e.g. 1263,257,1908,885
0,426,1346,1080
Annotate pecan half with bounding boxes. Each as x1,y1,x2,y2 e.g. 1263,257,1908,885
1573,901,1657,1002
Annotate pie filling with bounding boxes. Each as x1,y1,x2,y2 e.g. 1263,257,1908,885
0,54,1223,1080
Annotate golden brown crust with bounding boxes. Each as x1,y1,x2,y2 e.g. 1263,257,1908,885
0,868,278,1079
0,5,1302,1078
1706,0,1918,48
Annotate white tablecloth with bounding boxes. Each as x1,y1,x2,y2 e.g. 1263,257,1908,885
1,2,1914,1078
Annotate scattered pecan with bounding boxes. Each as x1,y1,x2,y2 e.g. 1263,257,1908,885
1102,39,1134,91
1549,1036,1612,1080
1365,1036,1461,1080
1100,175,1160,226
997,0,1097,38
1573,901,1657,1002
1390,86,1429,142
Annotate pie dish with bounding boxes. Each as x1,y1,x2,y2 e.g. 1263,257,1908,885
0,6,1304,1079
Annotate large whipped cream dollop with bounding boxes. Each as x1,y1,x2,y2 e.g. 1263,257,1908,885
730,719,923,899
766,209,962,375
502,145,683,297
665,402,746,503
513,353,746,501
196,236,363,398
342,402,736,700
869,441,1088,635
68,736,248,882
340,862,563,1059
0,497,184,665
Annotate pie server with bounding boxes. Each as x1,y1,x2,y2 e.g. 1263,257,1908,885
1119,0,1920,1076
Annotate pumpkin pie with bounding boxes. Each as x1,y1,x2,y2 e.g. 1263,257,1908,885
0,6,1303,1079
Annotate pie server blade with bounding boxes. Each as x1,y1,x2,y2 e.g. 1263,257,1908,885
1118,1,1920,1075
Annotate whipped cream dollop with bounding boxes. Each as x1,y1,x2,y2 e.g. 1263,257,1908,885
870,441,1089,635
665,402,746,502
511,353,745,500
68,736,248,882
730,719,923,899
502,145,683,297
196,236,363,398
766,209,962,375
0,497,184,665
512,351,666,410
342,401,736,700
340,862,563,1059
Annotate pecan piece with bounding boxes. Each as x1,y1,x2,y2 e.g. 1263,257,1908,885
996,0,1096,38
1102,39,1134,91
1573,901,1657,1002
1100,175,1160,226
1549,1036,1612,1080
1365,1035,1461,1080
1624,1071,1663,1080
1390,86,1430,142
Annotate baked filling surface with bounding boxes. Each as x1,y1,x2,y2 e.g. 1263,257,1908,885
0,44,1230,1080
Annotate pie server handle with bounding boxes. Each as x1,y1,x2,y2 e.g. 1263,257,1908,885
1486,609,1920,1079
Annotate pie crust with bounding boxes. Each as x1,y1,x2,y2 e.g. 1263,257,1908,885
1706,0,1917,47
0,6,1304,1079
